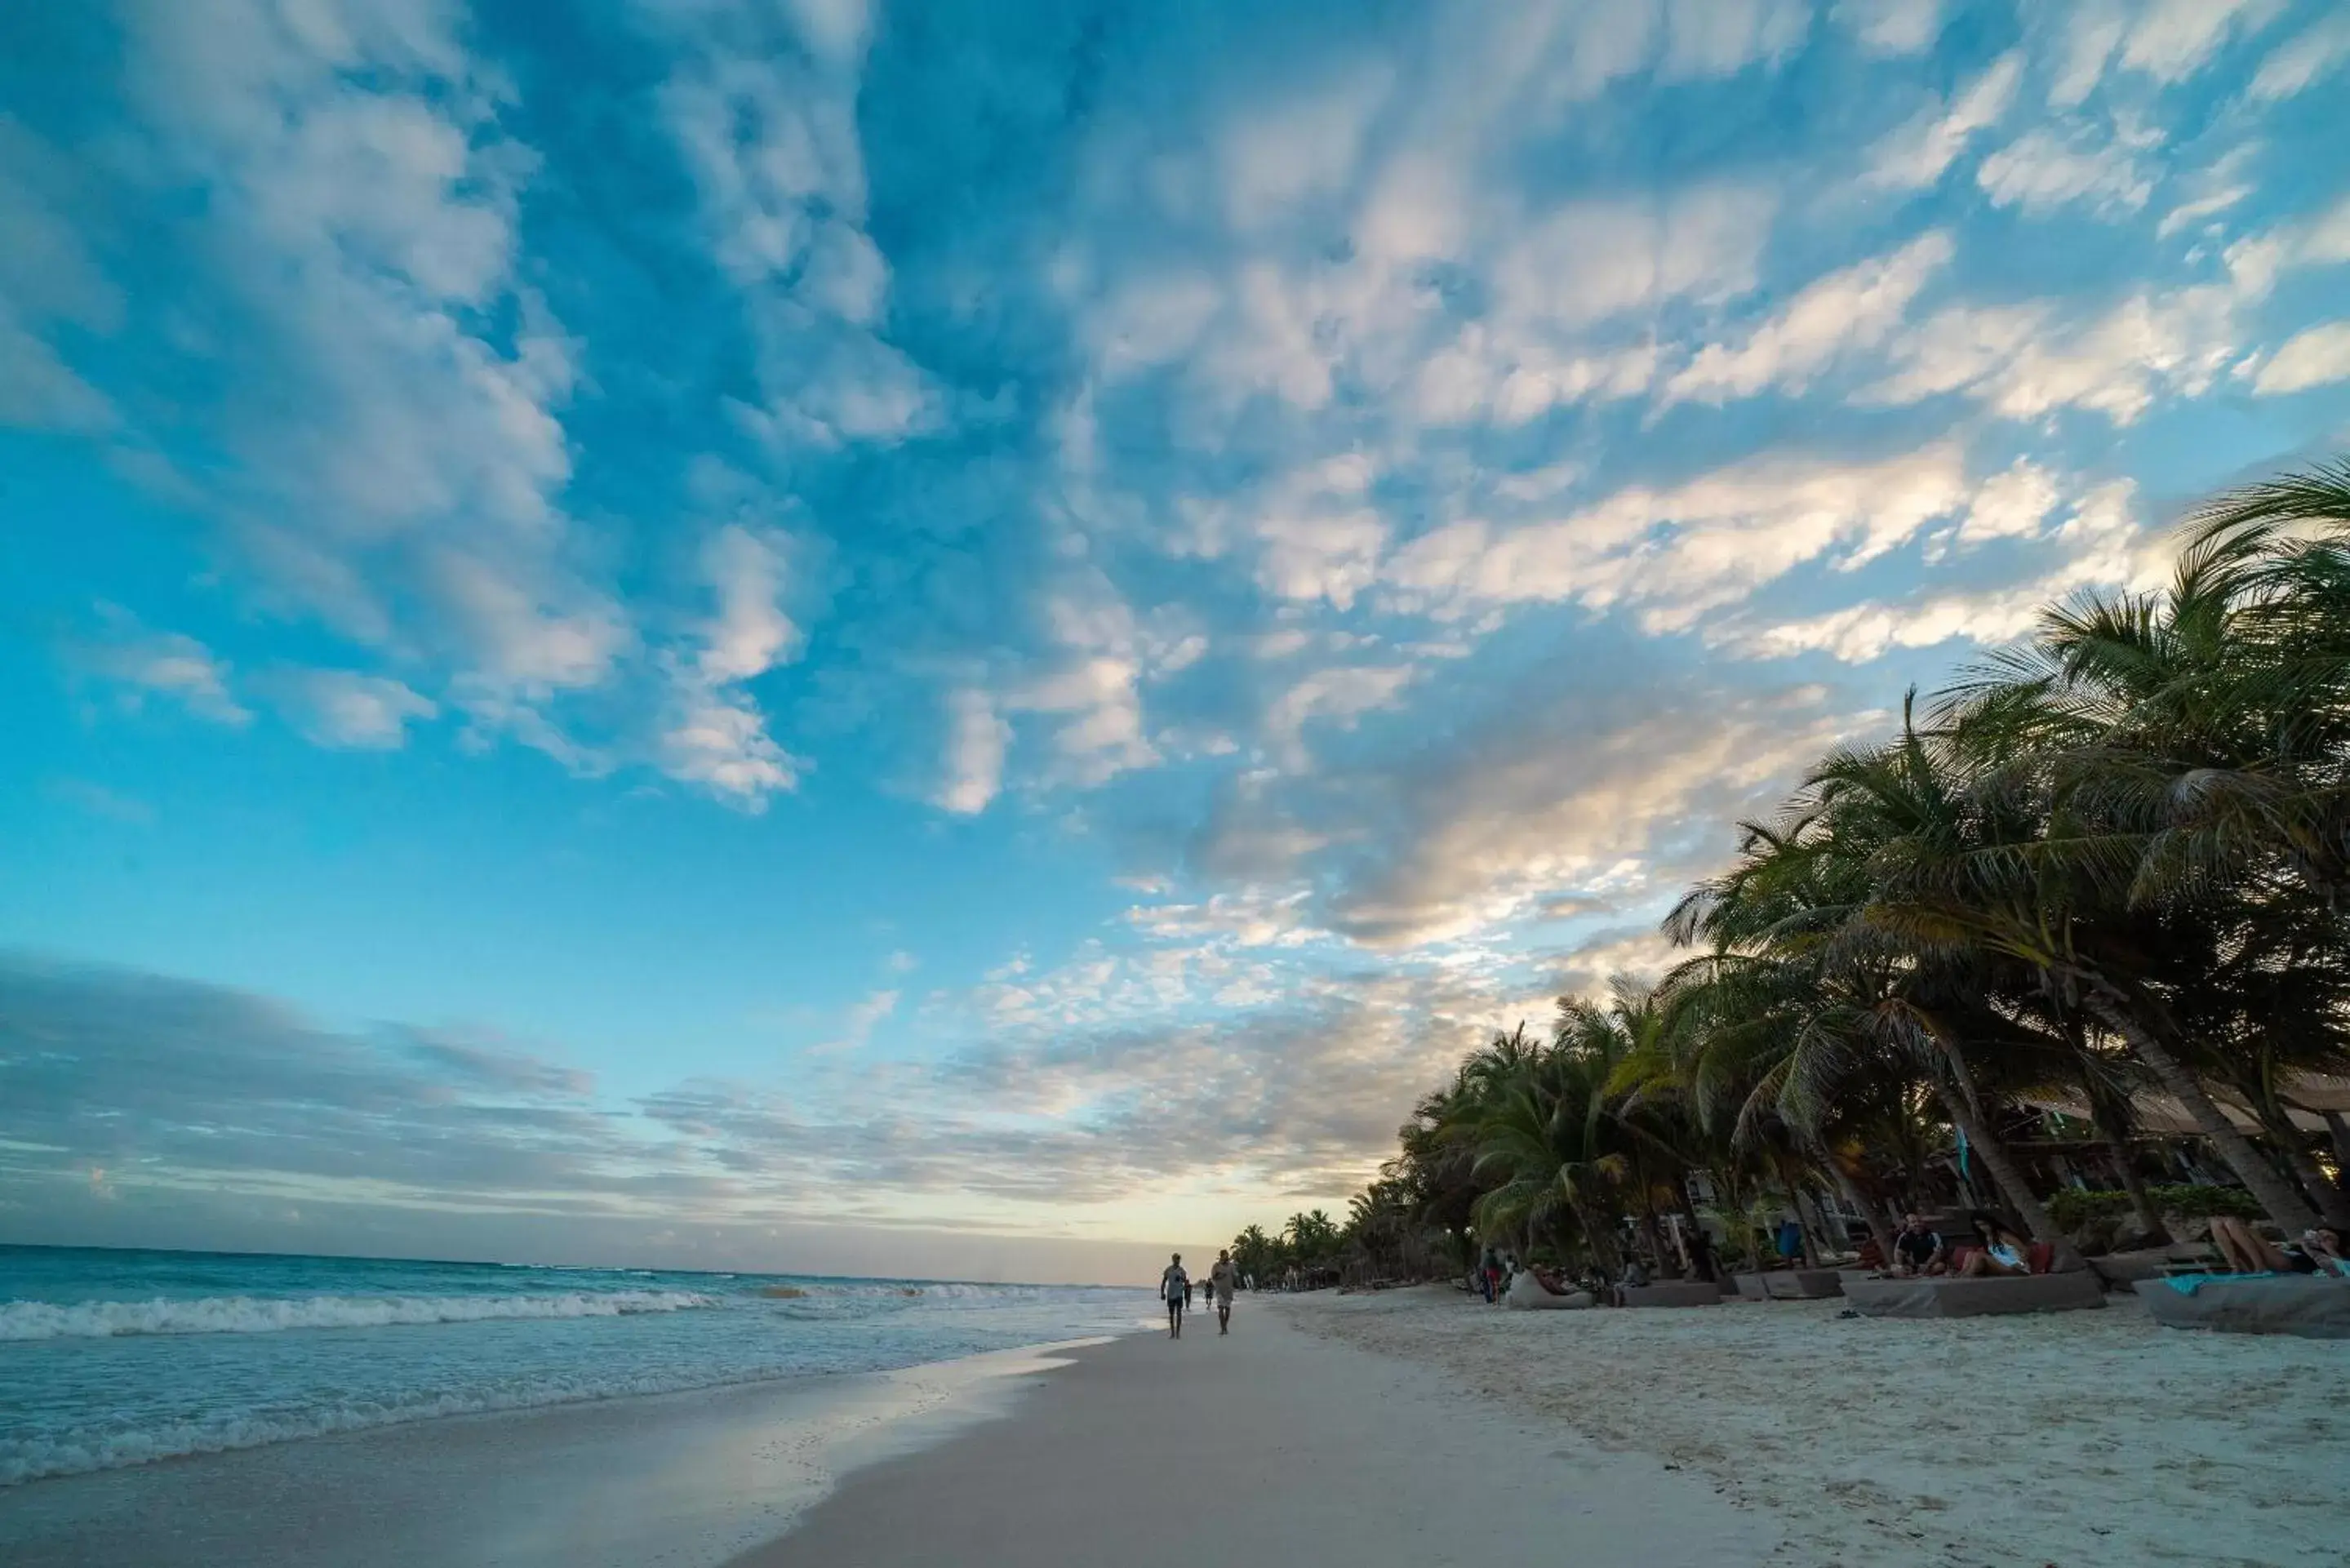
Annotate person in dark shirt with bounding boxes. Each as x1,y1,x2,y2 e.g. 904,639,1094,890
1889,1212,1947,1277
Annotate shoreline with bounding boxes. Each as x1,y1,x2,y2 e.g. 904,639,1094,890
735,1295,1773,1568
0,1334,1117,1568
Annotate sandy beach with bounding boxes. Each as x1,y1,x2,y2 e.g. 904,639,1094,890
741,1299,1770,1568
11,1283,2343,1568
1286,1285,2350,1568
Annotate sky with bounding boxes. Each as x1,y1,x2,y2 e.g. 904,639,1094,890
3,0,2348,1285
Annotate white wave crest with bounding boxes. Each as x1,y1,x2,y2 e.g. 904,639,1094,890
0,1360,796,1486
0,1290,719,1342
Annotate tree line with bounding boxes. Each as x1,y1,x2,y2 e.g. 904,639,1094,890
1236,457,2350,1283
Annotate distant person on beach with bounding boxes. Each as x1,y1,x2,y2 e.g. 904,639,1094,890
1685,1227,1717,1282
1211,1250,1237,1334
1479,1246,1501,1303
1889,1214,1947,1277
1161,1253,1188,1338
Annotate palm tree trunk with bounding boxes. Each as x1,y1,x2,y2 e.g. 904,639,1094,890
1921,1027,2067,1250
1930,1078,2060,1245
1818,1145,1899,1261
2081,1090,2170,1246
2085,996,2320,1230
1672,1183,1717,1281
2258,1108,2350,1229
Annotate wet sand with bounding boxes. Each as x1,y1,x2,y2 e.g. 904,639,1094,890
736,1298,1775,1568
0,1340,1092,1568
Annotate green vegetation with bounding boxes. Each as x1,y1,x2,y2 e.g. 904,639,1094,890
1237,459,2350,1282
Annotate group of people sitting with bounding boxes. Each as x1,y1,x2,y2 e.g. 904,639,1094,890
1875,1208,2350,1281
1875,1210,2039,1278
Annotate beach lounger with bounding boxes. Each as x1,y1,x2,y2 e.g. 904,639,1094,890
2133,1274,2350,1339
1761,1268,1845,1300
1840,1271,2105,1318
1503,1273,1593,1311
2086,1246,2221,1289
1619,1281,1720,1308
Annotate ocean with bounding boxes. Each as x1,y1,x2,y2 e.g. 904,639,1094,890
0,1245,1150,1488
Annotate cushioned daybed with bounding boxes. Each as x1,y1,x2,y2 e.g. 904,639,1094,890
1619,1280,1720,1308
2086,1246,2221,1288
1841,1270,2105,1318
2133,1274,2350,1339
1504,1272,1593,1311
1762,1268,1846,1299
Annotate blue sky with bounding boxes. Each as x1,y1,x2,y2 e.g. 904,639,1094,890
3,0,2348,1282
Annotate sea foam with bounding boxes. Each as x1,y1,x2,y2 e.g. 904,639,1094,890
0,1359,786,1486
0,1290,719,1341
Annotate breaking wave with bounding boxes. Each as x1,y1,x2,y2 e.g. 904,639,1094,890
0,1290,720,1342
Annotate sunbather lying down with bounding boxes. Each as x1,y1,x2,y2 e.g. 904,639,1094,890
2210,1218,2350,1278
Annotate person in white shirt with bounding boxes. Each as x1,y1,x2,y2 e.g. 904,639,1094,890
1208,1250,1238,1335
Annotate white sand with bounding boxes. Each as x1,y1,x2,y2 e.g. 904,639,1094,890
1285,1285,2350,1567
742,1302,1776,1567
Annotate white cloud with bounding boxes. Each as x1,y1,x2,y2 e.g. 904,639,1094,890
1383,444,1970,632
655,2,937,449
813,987,897,1055
2252,321,2350,396
1661,230,1952,406
2248,12,2350,100
0,122,121,431
0,314,116,433
695,524,802,685
1728,481,2154,662
657,522,802,808
1003,582,1166,788
1325,684,1867,947
74,612,251,726
1864,284,2241,424
657,688,797,806
1951,459,2062,549
2047,0,2286,107
99,0,628,745
935,687,1011,814
271,669,438,749
1864,51,2020,189
1658,0,1813,82
2154,144,2258,240
1179,454,1391,609
1835,0,1944,56
1264,664,1419,770
1492,184,1779,331
1976,119,2160,217
1218,67,1391,231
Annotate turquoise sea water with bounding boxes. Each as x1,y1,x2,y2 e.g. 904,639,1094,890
0,1246,1148,1486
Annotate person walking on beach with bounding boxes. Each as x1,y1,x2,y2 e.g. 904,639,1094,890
1210,1249,1237,1335
1160,1253,1189,1339
1479,1246,1501,1303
